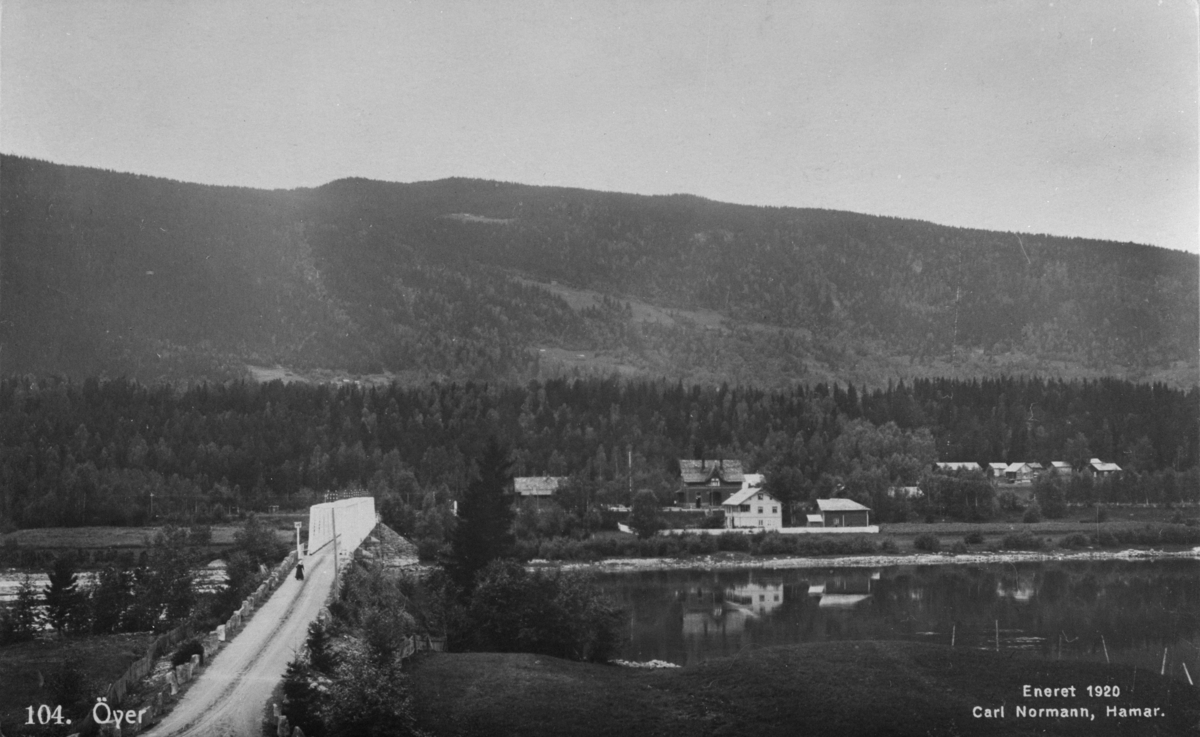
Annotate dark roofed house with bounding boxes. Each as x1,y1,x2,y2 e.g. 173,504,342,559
677,459,744,508
514,476,566,498
816,498,872,528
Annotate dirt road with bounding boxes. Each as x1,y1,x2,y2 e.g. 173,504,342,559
144,547,336,737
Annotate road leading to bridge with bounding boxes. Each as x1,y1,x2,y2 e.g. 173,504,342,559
144,544,335,737
146,497,376,737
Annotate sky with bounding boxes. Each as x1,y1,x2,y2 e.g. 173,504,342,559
2,0,1197,253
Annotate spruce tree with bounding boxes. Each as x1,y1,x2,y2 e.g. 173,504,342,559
445,438,514,592
44,555,86,636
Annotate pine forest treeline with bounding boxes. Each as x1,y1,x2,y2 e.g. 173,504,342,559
1,375,1196,528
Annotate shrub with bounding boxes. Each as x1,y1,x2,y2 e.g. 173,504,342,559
949,541,968,555
963,531,984,545
171,639,205,667
1059,533,1090,549
913,534,941,552
460,560,623,663
880,539,900,554
698,512,726,529
1001,531,1045,550
1022,503,1043,524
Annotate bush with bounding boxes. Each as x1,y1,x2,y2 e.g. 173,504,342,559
880,539,900,554
963,531,984,545
949,541,968,555
1022,503,1043,524
1001,531,1045,550
171,638,205,667
1059,533,1090,549
459,560,623,662
913,534,941,552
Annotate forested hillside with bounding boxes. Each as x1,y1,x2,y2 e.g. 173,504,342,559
2,155,1196,387
1,375,1195,528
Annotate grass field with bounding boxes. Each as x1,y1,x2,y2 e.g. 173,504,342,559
0,633,156,734
1,523,300,551
410,641,1200,737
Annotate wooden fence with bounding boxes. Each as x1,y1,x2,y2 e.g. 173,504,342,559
72,550,298,736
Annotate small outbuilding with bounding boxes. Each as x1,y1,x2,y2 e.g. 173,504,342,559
1049,461,1072,474
1004,462,1036,484
987,462,1009,480
815,498,872,528
1088,458,1122,477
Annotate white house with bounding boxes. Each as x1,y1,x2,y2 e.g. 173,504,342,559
987,462,1009,480
722,487,783,529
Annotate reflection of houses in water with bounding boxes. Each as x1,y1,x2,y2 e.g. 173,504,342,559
996,574,1036,602
807,571,879,609
726,582,785,616
679,580,787,638
681,587,746,637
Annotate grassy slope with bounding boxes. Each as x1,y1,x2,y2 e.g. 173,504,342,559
410,642,1199,737
0,633,156,733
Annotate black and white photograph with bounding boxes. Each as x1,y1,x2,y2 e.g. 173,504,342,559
1,1,1198,735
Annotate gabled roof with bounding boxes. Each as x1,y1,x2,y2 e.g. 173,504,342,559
1050,461,1072,470
723,487,777,507
988,462,1009,471
1028,462,1045,470
817,498,871,512
679,459,744,484
1004,462,1032,473
1089,459,1122,472
513,476,566,496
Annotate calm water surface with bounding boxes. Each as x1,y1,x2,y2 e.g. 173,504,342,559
598,559,1200,679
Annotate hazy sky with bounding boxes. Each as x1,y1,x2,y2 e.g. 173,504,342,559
2,0,1197,252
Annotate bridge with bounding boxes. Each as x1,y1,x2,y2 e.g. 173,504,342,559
144,497,377,737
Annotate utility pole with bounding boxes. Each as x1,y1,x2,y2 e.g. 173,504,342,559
627,445,633,499
294,521,303,558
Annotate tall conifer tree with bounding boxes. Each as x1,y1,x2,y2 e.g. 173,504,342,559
446,438,514,592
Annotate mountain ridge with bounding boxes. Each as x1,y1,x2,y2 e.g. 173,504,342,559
2,154,1196,387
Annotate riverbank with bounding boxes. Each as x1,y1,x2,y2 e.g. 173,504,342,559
409,641,1200,736
537,546,1200,573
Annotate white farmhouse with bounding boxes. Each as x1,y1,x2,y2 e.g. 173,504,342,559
722,486,783,530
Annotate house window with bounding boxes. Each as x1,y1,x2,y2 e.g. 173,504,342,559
772,507,777,514
757,507,763,514
757,494,763,500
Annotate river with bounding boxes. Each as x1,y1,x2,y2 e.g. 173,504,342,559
597,559,1200,680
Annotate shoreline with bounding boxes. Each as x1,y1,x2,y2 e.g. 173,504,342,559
534,546,1200,573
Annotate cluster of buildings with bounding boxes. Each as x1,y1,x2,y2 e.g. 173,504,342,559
514,457,874,532
934,458,1122,485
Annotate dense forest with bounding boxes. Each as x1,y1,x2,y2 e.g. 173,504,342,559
1,375,1195,529
3,155,1196,387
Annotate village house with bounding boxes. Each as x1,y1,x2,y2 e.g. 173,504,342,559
677,458,744,508
1049,461,1072,474
723,484,783,530
814,498,872,527
513,476,566,502
1088,458,1122,478
1004,462,1036,484
987,462,1009,480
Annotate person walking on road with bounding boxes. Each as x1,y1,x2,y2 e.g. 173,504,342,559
295,561,305,581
